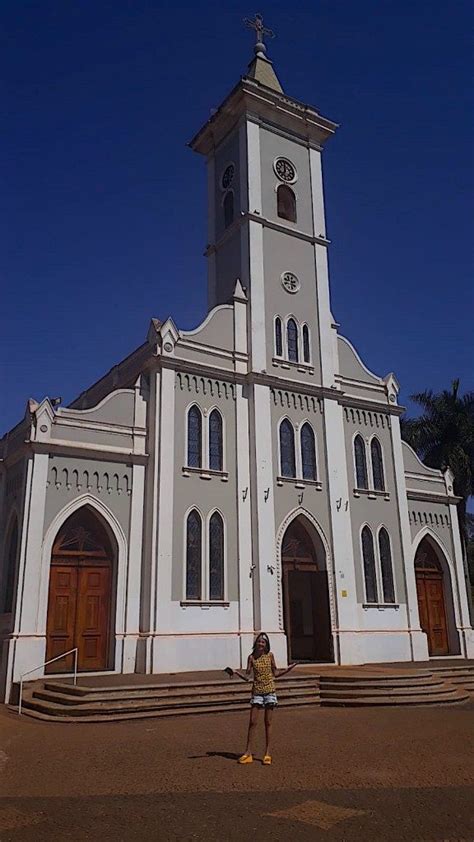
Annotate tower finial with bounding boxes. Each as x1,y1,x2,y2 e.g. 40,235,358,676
243,12,275,58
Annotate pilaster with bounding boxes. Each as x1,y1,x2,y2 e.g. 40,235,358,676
322,398,360,664
448,498,474,657
390,415,429,660
152,366,176,669
122,462,145,672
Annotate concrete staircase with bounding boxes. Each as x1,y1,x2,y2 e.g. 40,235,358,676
16,674,320,722
427,664,474,693
318,670,470,707
13,666,472,722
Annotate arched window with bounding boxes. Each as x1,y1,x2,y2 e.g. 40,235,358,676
302,324,310,363
354,435,368,489
301,423,317,481
186,510,202,600
362,526,378,603
280,419,296,478
277,184,297,223
2,517,19,613
371,438,385,491
275,317,283,357
209,409,223,472
378,528,395,603
223,191,234,228
287,318,299,362
187,405,202,468
209,512,224,601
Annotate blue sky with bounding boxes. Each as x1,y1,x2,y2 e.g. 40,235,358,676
2,1,473,437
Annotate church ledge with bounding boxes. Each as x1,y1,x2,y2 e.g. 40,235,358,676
189,77,337,156
401,440,443,478
205,213,330,256
336,335,383,385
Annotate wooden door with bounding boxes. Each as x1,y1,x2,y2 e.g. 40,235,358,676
46,509,113,672
416,572,449,656
46,566,78,672
76,566,111,671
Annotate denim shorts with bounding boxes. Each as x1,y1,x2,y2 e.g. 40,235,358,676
250,692,278,707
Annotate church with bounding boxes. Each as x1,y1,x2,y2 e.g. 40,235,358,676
1,18,473,703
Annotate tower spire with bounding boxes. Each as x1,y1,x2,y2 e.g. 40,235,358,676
243,12,283,92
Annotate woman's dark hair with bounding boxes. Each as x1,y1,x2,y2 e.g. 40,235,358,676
252,632,270,655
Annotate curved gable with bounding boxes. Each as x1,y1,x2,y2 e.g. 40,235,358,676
337,336,382,384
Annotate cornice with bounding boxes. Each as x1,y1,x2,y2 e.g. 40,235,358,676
406,489,462,505
30,440,148,465
205,212,330,256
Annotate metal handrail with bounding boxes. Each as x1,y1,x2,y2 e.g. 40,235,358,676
18,647,78,716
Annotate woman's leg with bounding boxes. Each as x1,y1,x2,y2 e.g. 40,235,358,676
264,706,274,756
245,705,260,754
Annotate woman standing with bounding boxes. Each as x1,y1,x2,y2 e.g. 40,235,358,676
236,632,296,765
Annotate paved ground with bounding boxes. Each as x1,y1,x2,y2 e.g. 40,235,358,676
1,701,473,841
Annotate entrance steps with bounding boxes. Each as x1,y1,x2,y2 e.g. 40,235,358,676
318,671,469,707
16,675,320,722
13,665,472,722
424,664,474,693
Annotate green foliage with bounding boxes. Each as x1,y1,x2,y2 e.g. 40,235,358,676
401,379,474,558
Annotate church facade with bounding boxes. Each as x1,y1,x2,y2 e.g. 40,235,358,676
1,36,473,702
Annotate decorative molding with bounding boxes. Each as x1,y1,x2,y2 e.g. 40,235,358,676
343,406,391,429
176,373,236,400
271,389,322,413
408,509,450,528
46,465,132,496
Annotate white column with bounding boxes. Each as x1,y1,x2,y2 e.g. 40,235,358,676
390,415,429,660
122,462,145,672
323,399,360,664
245,120,266,373
235,384,254,665
449,501,474,657
249,384,286,660
152,365,176,669
9,453,49,685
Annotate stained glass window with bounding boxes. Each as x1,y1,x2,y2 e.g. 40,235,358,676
223,191,234,228
280,419,296,478
371,438,385,491
186,510,202,600
209,409,223,471
302,324,310,363
3,518,18,613
354,435,368,489
287,318,299,362
277,184,297,222
187,405,202,468
301,423,317,480
362,526,378,603
275,317,283,357
209,512,224,600
378,528,395,603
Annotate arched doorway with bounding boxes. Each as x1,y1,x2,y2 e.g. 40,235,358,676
281,516,333,662
46,507,115,672
415,537,452,656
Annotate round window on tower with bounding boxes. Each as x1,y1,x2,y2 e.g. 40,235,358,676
281,271,300,293
274,157,297,184
221,163,235,190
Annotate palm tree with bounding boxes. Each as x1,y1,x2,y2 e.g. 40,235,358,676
401,379,474,555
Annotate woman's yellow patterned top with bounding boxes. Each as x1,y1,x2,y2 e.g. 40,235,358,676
252,653,275,695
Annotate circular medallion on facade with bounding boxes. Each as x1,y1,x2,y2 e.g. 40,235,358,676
281,271,300,293
163,342,173,352
274,157,297,183
221,163,235,190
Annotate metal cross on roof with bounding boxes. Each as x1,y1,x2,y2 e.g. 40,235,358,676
244,13,275,57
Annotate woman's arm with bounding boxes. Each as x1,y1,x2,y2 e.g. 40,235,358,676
233,655,253,683
271,654,297,678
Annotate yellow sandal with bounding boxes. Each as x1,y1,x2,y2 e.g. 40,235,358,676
238,753,253,764
263,754,272,765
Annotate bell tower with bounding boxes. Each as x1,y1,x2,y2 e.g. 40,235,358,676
189,14,338,387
